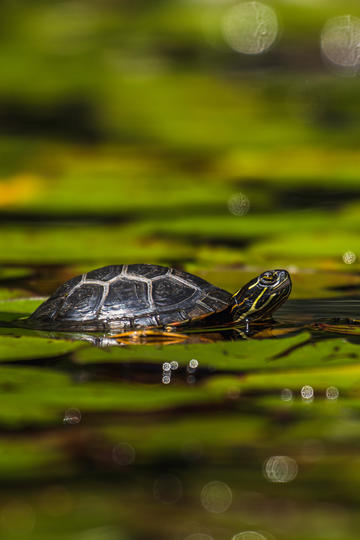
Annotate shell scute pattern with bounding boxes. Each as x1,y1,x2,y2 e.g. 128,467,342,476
28,275,83,320
53,275,83,298
101,279,149,316
29,295,63,321
171,268,211,289
186,304,210,319
127,264,168,279
204,288,232,302
59,284,104,321
30,264,232,329
151,278,195,307
86,265,124,281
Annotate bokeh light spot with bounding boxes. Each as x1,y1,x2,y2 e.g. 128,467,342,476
184,535,214,540
263,455,298,483
153,474,183,504
281,388,293,401
63,407,81,424
232,532,268,540
321,15,360,74
343,251,356,264
222,2,278,55
326,386,339,400
301,385,314,400
227,193,250,216
189,359,199,369
200,481,232,513
112,442,135,466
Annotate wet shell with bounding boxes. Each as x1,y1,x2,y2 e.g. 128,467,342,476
30,264,232,330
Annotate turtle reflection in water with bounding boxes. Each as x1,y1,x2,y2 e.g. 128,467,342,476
28,264,292,344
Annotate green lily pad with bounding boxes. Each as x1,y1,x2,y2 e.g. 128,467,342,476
0,266,33,280
137,211,333,243
206,362,360,401
0,365,222,427
74,332,360,372
0,287,33,301
0,225,194,264
252,230,360,263
0,440,67,479
0,333,81,362
0,297,43,319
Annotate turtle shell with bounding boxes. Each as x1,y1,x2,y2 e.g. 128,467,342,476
29,264,232,330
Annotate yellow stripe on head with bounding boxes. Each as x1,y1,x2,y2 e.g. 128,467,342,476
231,269,291,323
233,287,268,321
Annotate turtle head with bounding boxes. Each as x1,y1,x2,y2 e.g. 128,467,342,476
231,269,291,323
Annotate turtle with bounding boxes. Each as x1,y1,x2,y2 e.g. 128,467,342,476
28,264,291,333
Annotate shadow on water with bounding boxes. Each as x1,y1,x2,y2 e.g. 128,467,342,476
277,295,360,322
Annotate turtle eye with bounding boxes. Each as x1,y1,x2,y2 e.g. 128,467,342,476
260,271,277,285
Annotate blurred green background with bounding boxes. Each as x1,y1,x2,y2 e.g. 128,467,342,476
1,1,360,539
2,0,360,277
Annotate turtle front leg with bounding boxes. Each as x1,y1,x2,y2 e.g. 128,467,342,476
242,316,276,337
